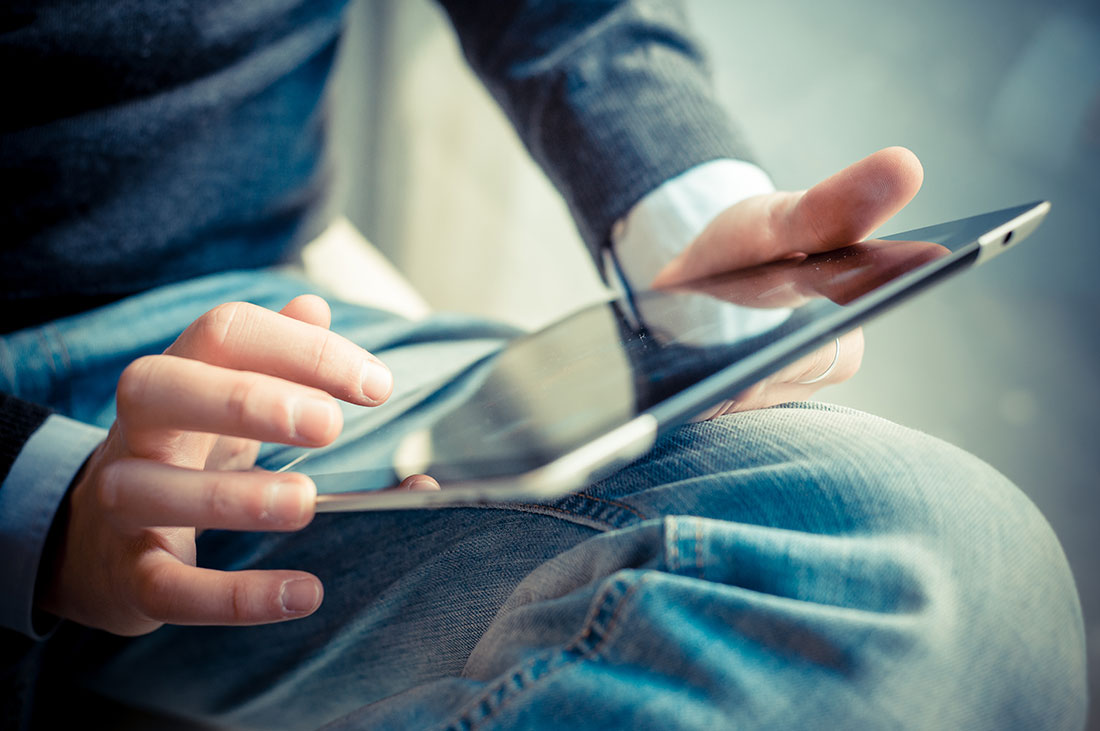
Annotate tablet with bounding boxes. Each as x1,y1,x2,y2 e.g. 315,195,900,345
301,201,1049,511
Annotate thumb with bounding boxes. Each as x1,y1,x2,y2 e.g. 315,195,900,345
783,146,924,253
654,147,923,287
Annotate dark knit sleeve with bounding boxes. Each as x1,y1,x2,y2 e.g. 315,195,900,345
0,394,53,729
435,0,754,253
0,393,52,485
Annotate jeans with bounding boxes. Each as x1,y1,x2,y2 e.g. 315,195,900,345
4,270,1086,729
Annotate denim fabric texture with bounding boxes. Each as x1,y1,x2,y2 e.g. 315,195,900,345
4,270,1086,730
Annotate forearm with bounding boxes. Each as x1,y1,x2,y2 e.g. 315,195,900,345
437,0,756,250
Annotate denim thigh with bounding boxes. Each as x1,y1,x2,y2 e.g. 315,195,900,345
69,413,1086,730
16,271,1084,730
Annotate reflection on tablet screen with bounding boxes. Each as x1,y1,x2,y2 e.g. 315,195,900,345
295,203,1037,492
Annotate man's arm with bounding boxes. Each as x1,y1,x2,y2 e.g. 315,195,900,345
436,0,755,253
0,395,105,638
0,397,107,728
610,158,776,292
29,295,404,638
435,2,921,410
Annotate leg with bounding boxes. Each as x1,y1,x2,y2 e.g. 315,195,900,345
388,404,1088,730
15,271,1083,728
67,405,1085,729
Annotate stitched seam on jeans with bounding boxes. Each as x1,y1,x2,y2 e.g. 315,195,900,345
668,516,680,573
441,574,647,731
573,491,649,520
695,517,705,580
474,493,646,532
488,502,616,531
440,577,626,730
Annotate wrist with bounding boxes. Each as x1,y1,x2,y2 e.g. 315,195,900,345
0,414,106,638
610,158,776,291
32,442,100,629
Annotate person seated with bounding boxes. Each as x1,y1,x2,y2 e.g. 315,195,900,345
0,1,1085,728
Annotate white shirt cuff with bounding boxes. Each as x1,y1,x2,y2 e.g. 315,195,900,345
0,414,106,638
607,159,792,345
610,158,777,289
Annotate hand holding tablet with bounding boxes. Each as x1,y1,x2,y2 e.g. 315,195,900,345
297,149,1049,510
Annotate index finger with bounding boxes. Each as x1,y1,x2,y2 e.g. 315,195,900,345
167,301,392,406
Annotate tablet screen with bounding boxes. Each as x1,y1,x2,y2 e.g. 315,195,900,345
293,202,1043,495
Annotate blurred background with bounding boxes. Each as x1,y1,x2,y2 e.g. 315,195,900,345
326,0,1099,725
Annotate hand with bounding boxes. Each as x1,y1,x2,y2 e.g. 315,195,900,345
654,147,925,412
36,295,395,636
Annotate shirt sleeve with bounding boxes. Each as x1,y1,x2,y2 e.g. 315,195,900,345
0,412,106,638
609,157,776,289
607,158,795,347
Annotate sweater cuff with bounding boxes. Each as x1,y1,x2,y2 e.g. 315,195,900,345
0,414,106,638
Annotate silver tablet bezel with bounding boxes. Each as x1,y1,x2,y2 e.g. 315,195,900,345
312,201,1050,512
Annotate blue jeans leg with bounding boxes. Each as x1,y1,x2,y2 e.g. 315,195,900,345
323,404,1086,730
13,271,1084,729
70,407,1086,730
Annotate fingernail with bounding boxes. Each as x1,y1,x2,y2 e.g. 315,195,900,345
292,398,338,442
280,578,320,615
406,476,440,492
265,479,312,527
361,360,393,404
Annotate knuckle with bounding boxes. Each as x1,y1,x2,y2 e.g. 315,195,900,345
307,330,363,400
225,376,262,427
94,461,125,511
227,578,268,622
307,332,334,382
193,301,249,355
229,580,248,621
202,473,240,524
224,376,296,440
116,356,161,413
134,562,175,619
270,394,297,441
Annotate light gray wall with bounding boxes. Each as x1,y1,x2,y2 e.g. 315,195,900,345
330,0,607,331
685,6,1099,723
